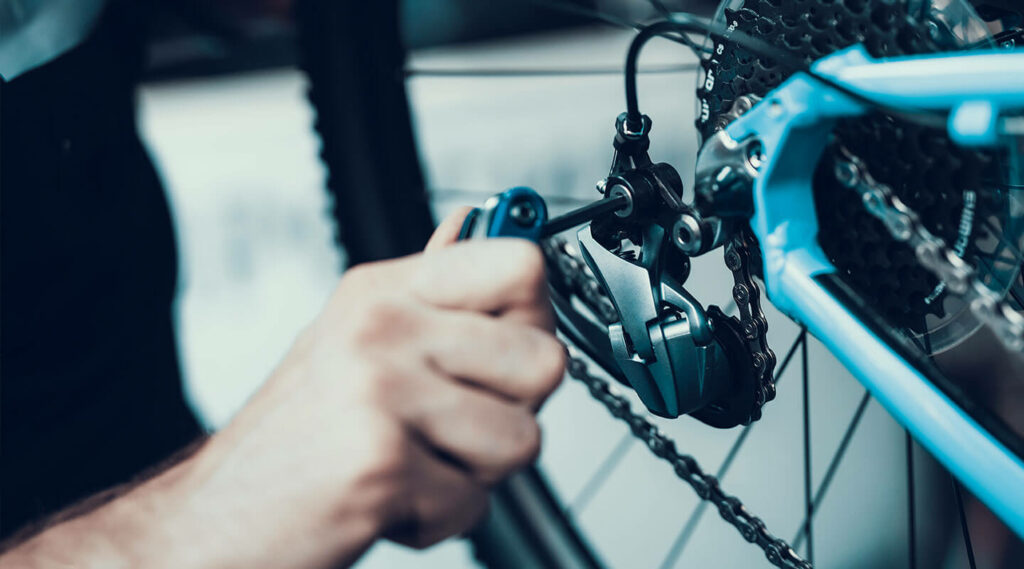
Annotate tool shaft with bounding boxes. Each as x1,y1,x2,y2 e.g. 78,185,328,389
541,195,628,237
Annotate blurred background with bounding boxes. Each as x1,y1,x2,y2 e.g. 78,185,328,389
134,0,1012,567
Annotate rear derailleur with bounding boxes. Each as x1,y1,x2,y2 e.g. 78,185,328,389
577,113,767,427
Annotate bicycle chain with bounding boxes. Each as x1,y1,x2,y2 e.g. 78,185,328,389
715,94,778,421
542,238,809,569
834,147,1024,353
725,228,778,420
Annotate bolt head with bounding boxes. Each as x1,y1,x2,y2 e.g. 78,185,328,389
672,215,703,254
745,142,765,171
509,201,538,226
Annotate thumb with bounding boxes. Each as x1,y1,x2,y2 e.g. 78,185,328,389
425,207,475,252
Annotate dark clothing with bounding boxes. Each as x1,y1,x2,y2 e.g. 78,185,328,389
1,1,201,537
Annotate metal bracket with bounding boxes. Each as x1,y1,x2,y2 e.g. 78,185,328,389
577,225,731,418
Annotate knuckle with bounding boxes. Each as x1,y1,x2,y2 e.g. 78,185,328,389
350,299,418,349
364,364,406,407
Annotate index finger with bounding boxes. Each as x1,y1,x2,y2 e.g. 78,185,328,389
412,239,554,331
426,206,475,252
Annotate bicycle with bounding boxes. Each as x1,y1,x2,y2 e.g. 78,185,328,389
298,1,1024,567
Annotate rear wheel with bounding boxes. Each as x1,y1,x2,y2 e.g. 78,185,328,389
298,1,1024,567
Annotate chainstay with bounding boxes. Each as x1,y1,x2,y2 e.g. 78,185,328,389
542,237,811,569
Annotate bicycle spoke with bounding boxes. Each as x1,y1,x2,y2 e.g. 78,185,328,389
952,478,978,569
904,329,927,353
906,431,917,569
776,331,807,387
537,0,664,33
535,0,704,50
981,217,1023,259
1010,284,1024,310
801,333,814,564
973,256,1024,315
973,251,1020,271
658,331,806,569
975,255,1024,304
793,389,873,549
405,64,698,78
657,424,751,569
986,180,1024,190
535,0,641,31
568,431,635,516
647,0,672,17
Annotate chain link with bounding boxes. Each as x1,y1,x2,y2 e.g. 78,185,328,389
562,344,811,569
725,228,779,419
543,236,811,569
834,147,1024,352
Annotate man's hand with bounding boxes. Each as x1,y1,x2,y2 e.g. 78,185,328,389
194,211,565,565
0,210,565,569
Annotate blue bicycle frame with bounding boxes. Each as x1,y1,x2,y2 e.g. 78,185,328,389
726,46,1024,537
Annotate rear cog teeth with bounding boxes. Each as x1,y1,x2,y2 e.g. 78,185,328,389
699,1,1008,347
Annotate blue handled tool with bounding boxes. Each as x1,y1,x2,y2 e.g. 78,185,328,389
459,186,629,242
458,187,548,242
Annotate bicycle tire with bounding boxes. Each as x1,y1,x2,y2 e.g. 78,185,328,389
295,0,436,267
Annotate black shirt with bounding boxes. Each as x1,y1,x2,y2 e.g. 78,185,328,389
1,1,202,537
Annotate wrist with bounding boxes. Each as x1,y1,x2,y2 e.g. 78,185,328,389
162,424,389,569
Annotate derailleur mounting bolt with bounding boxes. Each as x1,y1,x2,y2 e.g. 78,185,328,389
673,214,704,254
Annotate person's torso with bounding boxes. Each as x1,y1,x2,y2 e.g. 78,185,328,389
0,0,201,536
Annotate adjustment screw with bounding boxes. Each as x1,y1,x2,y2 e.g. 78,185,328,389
509,201,538,227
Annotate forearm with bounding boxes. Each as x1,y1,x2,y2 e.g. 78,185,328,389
0,451,207,569
1,427,384,569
